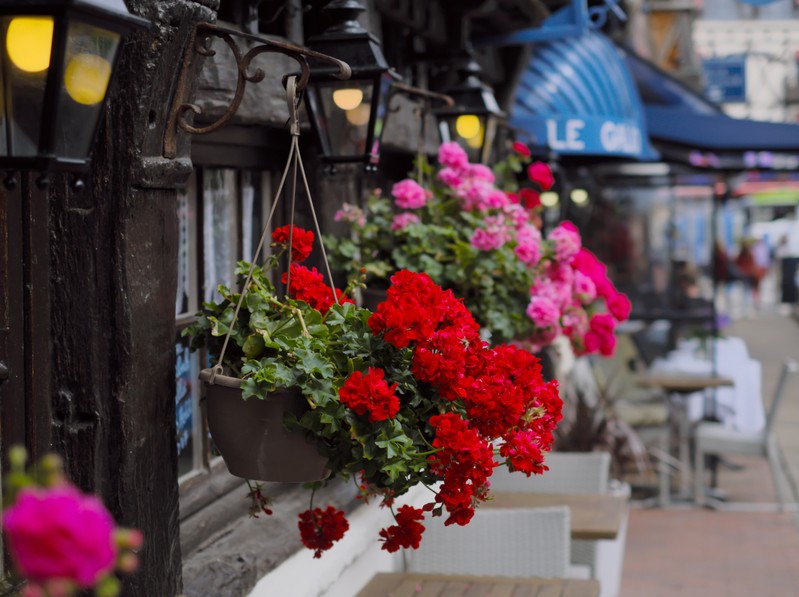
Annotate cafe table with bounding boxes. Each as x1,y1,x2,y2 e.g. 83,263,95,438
637,372,734,505
356,572,599,597
481,492,627,541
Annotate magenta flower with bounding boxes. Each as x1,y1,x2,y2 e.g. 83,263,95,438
391,213,420,231
437,142,469,170
391,179,427,209
527,162,554,190
606,292,632,321
2,486,117,587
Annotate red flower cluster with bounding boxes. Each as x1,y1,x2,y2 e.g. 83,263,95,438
339,367,400,422
427,413,496,526
367,270,563,534
307,271,561,557
368,270,480,350
272,224,315,263
282,263,353,315
297,506,349,558
378,505,425,552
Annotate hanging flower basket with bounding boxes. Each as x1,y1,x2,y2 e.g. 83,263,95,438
200,369,330,482
182,76,564,560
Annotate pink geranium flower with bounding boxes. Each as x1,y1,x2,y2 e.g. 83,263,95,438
438,142,469,171
391,213,420,231
2,486,117,587
548,222,582,263
391,179,427,209
437,167,463,188
466,163,495,183
526,296,560,329
514,224,542,266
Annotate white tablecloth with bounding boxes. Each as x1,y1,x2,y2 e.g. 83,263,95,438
651,337,765,433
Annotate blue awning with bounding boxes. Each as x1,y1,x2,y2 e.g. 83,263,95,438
510,31,658,160
621,47,799,170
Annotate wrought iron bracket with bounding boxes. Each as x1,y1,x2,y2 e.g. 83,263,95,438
163,22,351,159
386,81,454,113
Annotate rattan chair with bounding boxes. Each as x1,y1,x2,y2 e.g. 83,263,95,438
489,451,629,597
406,506,572,578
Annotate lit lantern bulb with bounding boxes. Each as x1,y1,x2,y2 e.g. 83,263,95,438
465,126,483,149
6,17,54,73
345,102,371,126
65,53,112,105
570,188,589,205
540,191,559,208
455,114,481,140
332,88,364,111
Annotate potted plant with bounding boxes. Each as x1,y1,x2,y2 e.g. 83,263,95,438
326,141,632,357
183,225,563,557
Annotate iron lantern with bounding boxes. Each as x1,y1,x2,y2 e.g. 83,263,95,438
435,56,505,165
304,0,394,172
0,0,148,173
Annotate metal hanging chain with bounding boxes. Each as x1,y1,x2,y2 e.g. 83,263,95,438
211,76,339,382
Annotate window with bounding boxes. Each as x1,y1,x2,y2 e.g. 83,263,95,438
175,167,272,480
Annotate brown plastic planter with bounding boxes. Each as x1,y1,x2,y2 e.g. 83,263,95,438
199,369,330,482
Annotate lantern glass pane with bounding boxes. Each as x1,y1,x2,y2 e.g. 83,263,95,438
53,20,120,159
2,16,53,156
309,80,375,161
439,114,487,164
481,116,499,164
366,72,393,166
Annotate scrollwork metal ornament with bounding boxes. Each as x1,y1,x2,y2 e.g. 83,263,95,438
162,22,351,159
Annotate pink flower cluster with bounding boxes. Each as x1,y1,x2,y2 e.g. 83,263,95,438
430,144,629,357
509,220,630,355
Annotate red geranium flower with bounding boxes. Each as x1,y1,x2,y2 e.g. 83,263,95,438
272,224,314,263
282,263,353,314
298,506,349,558
379,505,425,552
518,187,541,210
339,367,400,422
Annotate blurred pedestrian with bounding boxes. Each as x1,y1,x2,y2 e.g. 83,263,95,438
735,239,764,314
714,240,739,314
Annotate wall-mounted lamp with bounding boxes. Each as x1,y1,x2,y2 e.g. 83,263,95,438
570,187,589,206
0,0,149,188
434,54,505,165
304,0,394,172
163,22,350,160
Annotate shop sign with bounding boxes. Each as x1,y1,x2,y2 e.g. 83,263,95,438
531,116,643,156
702,55,746,104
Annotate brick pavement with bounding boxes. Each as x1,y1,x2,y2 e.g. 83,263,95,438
620,311,799,597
